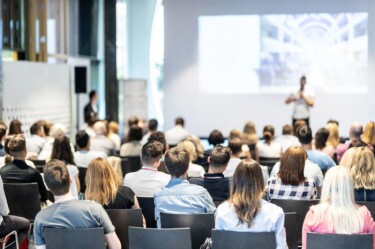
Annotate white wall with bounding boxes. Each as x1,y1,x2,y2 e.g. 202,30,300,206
163,0,375,137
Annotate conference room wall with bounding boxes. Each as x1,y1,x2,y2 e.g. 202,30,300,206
163,0,375,137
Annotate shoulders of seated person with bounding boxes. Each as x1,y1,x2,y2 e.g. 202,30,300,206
188,177,204,185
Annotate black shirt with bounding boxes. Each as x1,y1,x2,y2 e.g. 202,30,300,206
189,173,230,201
0,159,48,202
103,186,135,209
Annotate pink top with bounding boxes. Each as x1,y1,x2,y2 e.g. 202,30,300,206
320,145,335,158
302,204,375,249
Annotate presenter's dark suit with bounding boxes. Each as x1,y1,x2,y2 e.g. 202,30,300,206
84,103,98,123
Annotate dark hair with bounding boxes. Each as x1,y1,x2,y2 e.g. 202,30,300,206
40,120,52,136
8,135,26,156
76,130,90,149
297,125,313,145
126,125,143,142
210,145,231,168
228,138,242,155
315,128,329,150
175,117,184,126
208,130,224,146
30,121,44,135
44,160,71,196
351,125,363,139
51,136,75,165
293,120,307,135
148,119,158,131
301,75,306,81
263,125,275,143
9,120,22,135
349,139,368,149
128,116,139,127
165,147,190,177
142,141,164,165
327,119,339,127
148,131,167,154
89,90,97,100
278,146,306,185
282,125,293,135
0,126,7,141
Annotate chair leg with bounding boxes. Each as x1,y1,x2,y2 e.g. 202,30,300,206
2,230,19,249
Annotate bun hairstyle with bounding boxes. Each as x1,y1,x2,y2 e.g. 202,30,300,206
263,125,275,143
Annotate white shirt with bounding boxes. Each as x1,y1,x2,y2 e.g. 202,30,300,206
120,141,143,157
74,150,107,167
165,125,189,145
257,141,282,158
291,86,315,119
270,160,323,187
67,164,79,199
141,132,152,145
26,135,46,154
274,135,301,152
38,138,75,160
187,163,205,178
90,135,116,156
224,158,269,184
215,200,288,249
108,133,121,151
124,166,171,197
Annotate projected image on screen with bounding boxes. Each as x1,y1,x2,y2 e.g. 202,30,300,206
199,13,368,94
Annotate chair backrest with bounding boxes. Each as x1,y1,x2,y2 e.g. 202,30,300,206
31,160,46,166
357,201,375,220
211,230,276,249
106,209,143,249
121,156,142,176
77,167,87,193
284,212,298,249
44,227,106,249
3,183,41,221
128,227,192,249
306,233,373,249
137,197,157,228
259,157,280,174
160,213,215,249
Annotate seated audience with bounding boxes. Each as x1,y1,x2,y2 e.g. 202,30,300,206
0,135,48,203
186,135,209,169
106,156,123,184
91,121,116,156
189,145,231,202
141,119,158,145
336,122,363,162
257,125,282,158
362,121,375,151
326,122,340,151
315,127,335,158
26,121,46,157
51,136,80,199
38,123,68,160
165,117,189,146
147,131,168,154
268,146,317,200
298,126,335,171
85,158,140,209
274,124,300,151
107,121,121,152
124,141,170,197
8,119,23,137
242,121,259,160
74,130,107,167
33,160,121,249
154,147,216,228
215,160,287,249
120,125,143,157
224,138,243,178
302,166,375,249
204,130,225,156
0,125,7,157
177,140,205,178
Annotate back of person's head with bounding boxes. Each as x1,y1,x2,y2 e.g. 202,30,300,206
89,90,97,100
108,121,119,134
326,122,339,148
177,140,197,162
228,138,242,155
85,158,120,205
243,121,256,135
148,119,158,131
142,141,164,165
165,147,190,178
8,134,26,157
350,122,363,140
0,125,7,141
175,117,184,126
93,121,107,136
279,146,306,185
209,145,231,169
42,120,52,136
126,125,143,142
148,131,167,153
282,124,294,135
229,129,242,140
362,121,375,145
327,119,339,127
51,136,75,165
315,128,329,150
230,159,264,228
319,166,364,234
49,123,66,139
128,116,139,127
262,125,275,143
293,120,307,135
208,129,224,146
44,160,71,196
297,125,313,145
76,130,90,149
184,135,204,159
9,119,22,135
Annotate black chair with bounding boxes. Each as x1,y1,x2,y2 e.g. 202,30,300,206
211,230,276,249
137,197,157,228
121,156,142,176
31,160,46,166
77,166,87,193
357,201,375,220
306,233,373,249
284,212,298,249
160,213,215,249
128,227,192,249
44,227,106,249
3,183,41,222
259,157,280,174
106,209,143,249
35,165,45,173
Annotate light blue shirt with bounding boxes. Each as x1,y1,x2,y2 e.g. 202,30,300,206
306,150,335,171
154,178,216,228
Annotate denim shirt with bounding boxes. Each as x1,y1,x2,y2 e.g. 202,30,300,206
154,178,216,228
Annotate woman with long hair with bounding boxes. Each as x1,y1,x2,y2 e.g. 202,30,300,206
362,121,375,151
243,121,259,161
302,166,375,249
177,140,205,178
315,127,335,158
8,119,23,137
85,158,140,209
215,160,287,249
51,136,80,199
326,122,340,149
120,125,143,157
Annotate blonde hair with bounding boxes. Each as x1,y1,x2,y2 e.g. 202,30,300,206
243,121,258,145
108,121,119,135
229,129,242,140
85,158,121,206
106,156,123,185
184,135,204,158
314,166,364,234
326,123,339,148
362,122,375,145
342,147,375,189
177,140,198,162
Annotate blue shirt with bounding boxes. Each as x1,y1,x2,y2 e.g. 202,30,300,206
306,150,335,171
154,178,216,228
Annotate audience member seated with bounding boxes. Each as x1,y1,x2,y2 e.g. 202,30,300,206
362,121,375,152
274,124,300,151
215,160,287,249
106,156,123,184
8,119,23,138
0,138,36,169
26,121,47,158
120,125,143,157
33,160,121,249
302,166,375,249
336,122,363,162
124,142,170,197
107,121,121,152
147,131,168,154
242,121,259,161
154,147,216,228
341,147,375,201
257,125,282,158
38,123,68,160
141,119,158,145
0,135,48,203
268,146,317,200
0,125,7,157
326,122,340,153
177,141,205,178
228,129,251,159
85,158,140,209
185,135,209,168
74,130,107,167
223,138,242,178
204,130,225,156
51,137,80,199
165,117,189,146
315,128,335,158
298,126,335,171
91,121,116,156
189,145,231,202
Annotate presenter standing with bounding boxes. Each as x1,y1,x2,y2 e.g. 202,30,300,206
84,90,99,124
285,76,315,126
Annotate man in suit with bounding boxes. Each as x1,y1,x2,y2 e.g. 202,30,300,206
84,90,98,124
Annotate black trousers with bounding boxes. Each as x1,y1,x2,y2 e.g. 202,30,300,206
0,215,30,237
293,118,310,127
